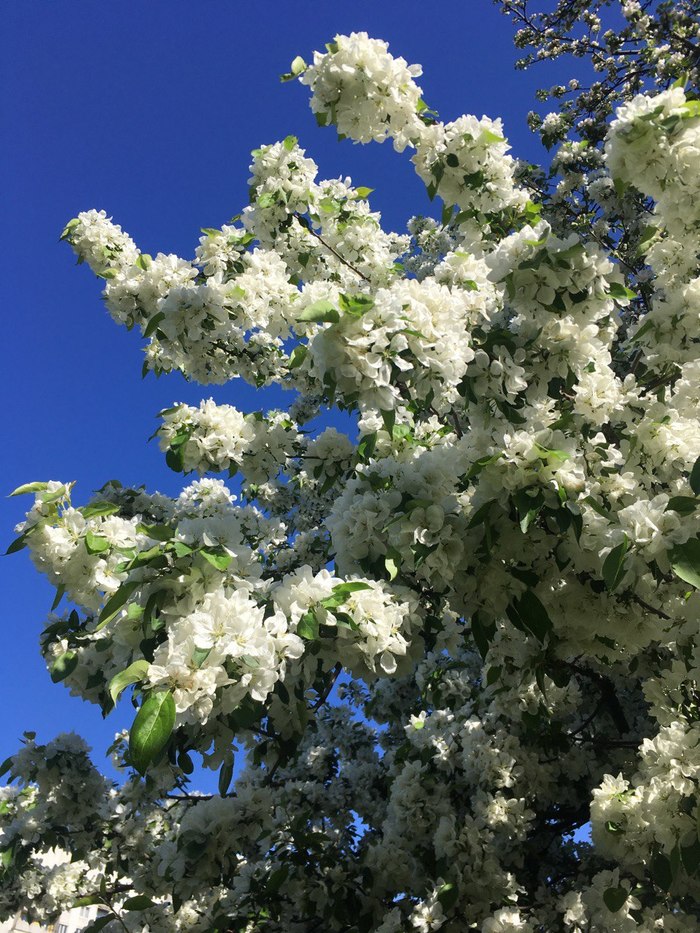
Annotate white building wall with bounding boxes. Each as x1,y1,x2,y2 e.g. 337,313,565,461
0,906,106,933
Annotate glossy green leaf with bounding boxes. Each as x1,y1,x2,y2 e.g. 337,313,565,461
690,456,700,496
603,887,628,912
85,531,111,555
50,651,78,683
602,536,628,591
508,590,553,642
297,300,339,323
129,691,176,775
9,482,49,498
81,501,121,519
669,538,700,589
666,496,698,516
218,758,234,796
109,660,150,706
201,549,232,571
97,581,140,629
123,895,157,911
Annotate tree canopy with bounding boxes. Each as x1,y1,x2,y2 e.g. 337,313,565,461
2,5,700,930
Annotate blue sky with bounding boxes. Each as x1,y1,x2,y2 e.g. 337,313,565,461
0,0,577,777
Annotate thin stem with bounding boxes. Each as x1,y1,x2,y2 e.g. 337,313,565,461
313,661,342,711
449,408,464,439
293,214,370,283
631,594,671,621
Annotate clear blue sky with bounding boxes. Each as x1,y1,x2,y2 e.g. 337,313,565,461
1,0,575,777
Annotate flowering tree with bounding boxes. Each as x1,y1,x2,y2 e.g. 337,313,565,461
2,15,700,931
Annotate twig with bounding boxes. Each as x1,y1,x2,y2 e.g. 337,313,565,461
313,662,342,711
631,594,671,621
293,213,370,283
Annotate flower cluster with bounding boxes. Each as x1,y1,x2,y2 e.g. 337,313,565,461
298,32,424,151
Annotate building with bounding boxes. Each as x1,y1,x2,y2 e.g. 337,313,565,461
0,905,109,933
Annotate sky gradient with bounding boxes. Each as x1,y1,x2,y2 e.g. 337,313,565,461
0,0,577,777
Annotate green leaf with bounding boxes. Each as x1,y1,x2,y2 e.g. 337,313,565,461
690,456,700,496
380,409,395,436
635,225,659,258
297,300,339,324
297,612,318,640
681,99,700,119
72,895,104,908
283,135,298,151
681,837,700,876
9,481,49,498
666,496,698,516
583,495,611,520
320,581,372,610
201,549,232,571
51,584,66,611
467,499,497,529
50,650,78,683
509,591,552,642
471,611,496,659
138,523,174,542
129,691,176,775
480,128,505,144
266,865,289,894
123,896,157,911
513,488,543,533
629,317,654,345
602,536,629,591
5,531,29,555
613,177,627,199
445,153,459,168
218,758,234,796
81,501,121,519
143,312,166,339
603,887,628,913
463,170,485,188
354,186,374,199
85,531,111,555
608,282,636,302
356,433,377,461
256,192,276,209
533,443,570,463
165,446,185,472
59,217,81,241
338,293,374,316
288,344,307,369
650,850,673,891
82,914,115,933
192,646,211,668
670,538,700,589
437,882,459,912
135,253,152,271
97,581,140,629
109,660,150,706
0,756,14,779
384,555,399,581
